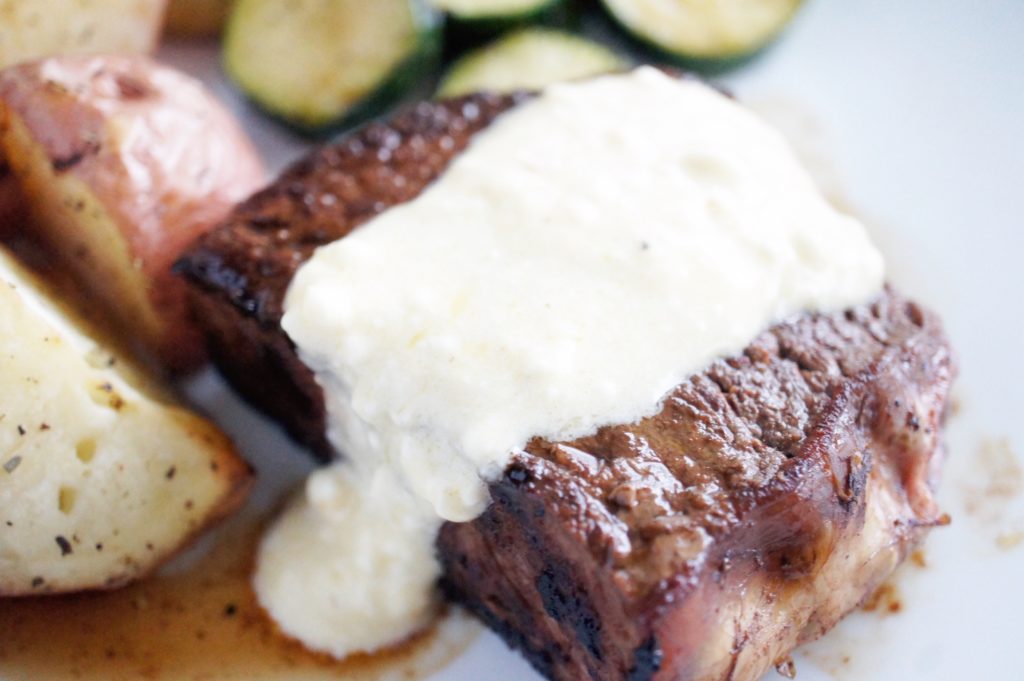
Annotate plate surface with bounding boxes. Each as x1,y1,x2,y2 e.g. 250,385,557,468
154,1,1024,679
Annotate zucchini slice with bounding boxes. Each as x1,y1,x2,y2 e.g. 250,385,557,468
224,0,441,135
438,28,626,98
601,0,802,64
432,0,562,33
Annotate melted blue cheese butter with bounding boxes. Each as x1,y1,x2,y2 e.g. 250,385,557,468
255,67,885,658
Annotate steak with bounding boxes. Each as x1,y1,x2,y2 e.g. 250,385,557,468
177,93,526,457
177,92,955,680
439,290,953,680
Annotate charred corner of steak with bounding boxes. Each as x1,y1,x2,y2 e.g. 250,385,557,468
438,289,954,681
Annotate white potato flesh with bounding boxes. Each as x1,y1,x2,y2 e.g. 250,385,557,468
0,0,167,69
0,248,252,595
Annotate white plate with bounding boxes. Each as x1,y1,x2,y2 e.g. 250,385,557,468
156,1,1024,679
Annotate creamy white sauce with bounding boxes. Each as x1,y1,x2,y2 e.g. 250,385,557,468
255,67,885,658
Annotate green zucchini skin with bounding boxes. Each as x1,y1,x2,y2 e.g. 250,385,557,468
617,30,779,75
225,1,443,138
314,27,443,139
438,28,626,98
598,0,803,74
440,0,567,43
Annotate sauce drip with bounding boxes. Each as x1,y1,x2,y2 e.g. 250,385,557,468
0,513,478,680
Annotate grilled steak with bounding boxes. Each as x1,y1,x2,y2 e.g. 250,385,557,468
177,93,526,457
439,290,953,680
177,93,955,680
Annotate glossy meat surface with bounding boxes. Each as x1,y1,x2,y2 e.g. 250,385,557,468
179,91,955,680
439,290,953,680
178,93,524,455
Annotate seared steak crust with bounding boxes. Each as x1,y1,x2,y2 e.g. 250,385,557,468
439,290,953,681
177,93,525,455
178,92,955,680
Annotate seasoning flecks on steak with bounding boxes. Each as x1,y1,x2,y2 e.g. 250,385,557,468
176,92,955,681
176,93,526,457
439,290,954,680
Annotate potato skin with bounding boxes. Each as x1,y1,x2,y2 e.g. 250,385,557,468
0,156,25,236
165,0,234,37
0,55,266,373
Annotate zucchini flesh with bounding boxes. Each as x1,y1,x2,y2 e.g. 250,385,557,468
601,0,802,61
224,0,439,134
439,28,625,98
432,0,557,22
431,0,565,37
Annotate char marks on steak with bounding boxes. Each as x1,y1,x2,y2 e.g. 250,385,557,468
177,91,955,681
439,289,953,680
177,93,525,456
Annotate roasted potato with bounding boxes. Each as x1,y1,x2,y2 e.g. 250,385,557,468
0,246,253,596
166,0,234,36
0,0,167,69
0,55,266,373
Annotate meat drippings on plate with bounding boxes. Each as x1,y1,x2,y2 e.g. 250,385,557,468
0,512,479,680
257,67,885,658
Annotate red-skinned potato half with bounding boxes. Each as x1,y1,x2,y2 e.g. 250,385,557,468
0,55,266,373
